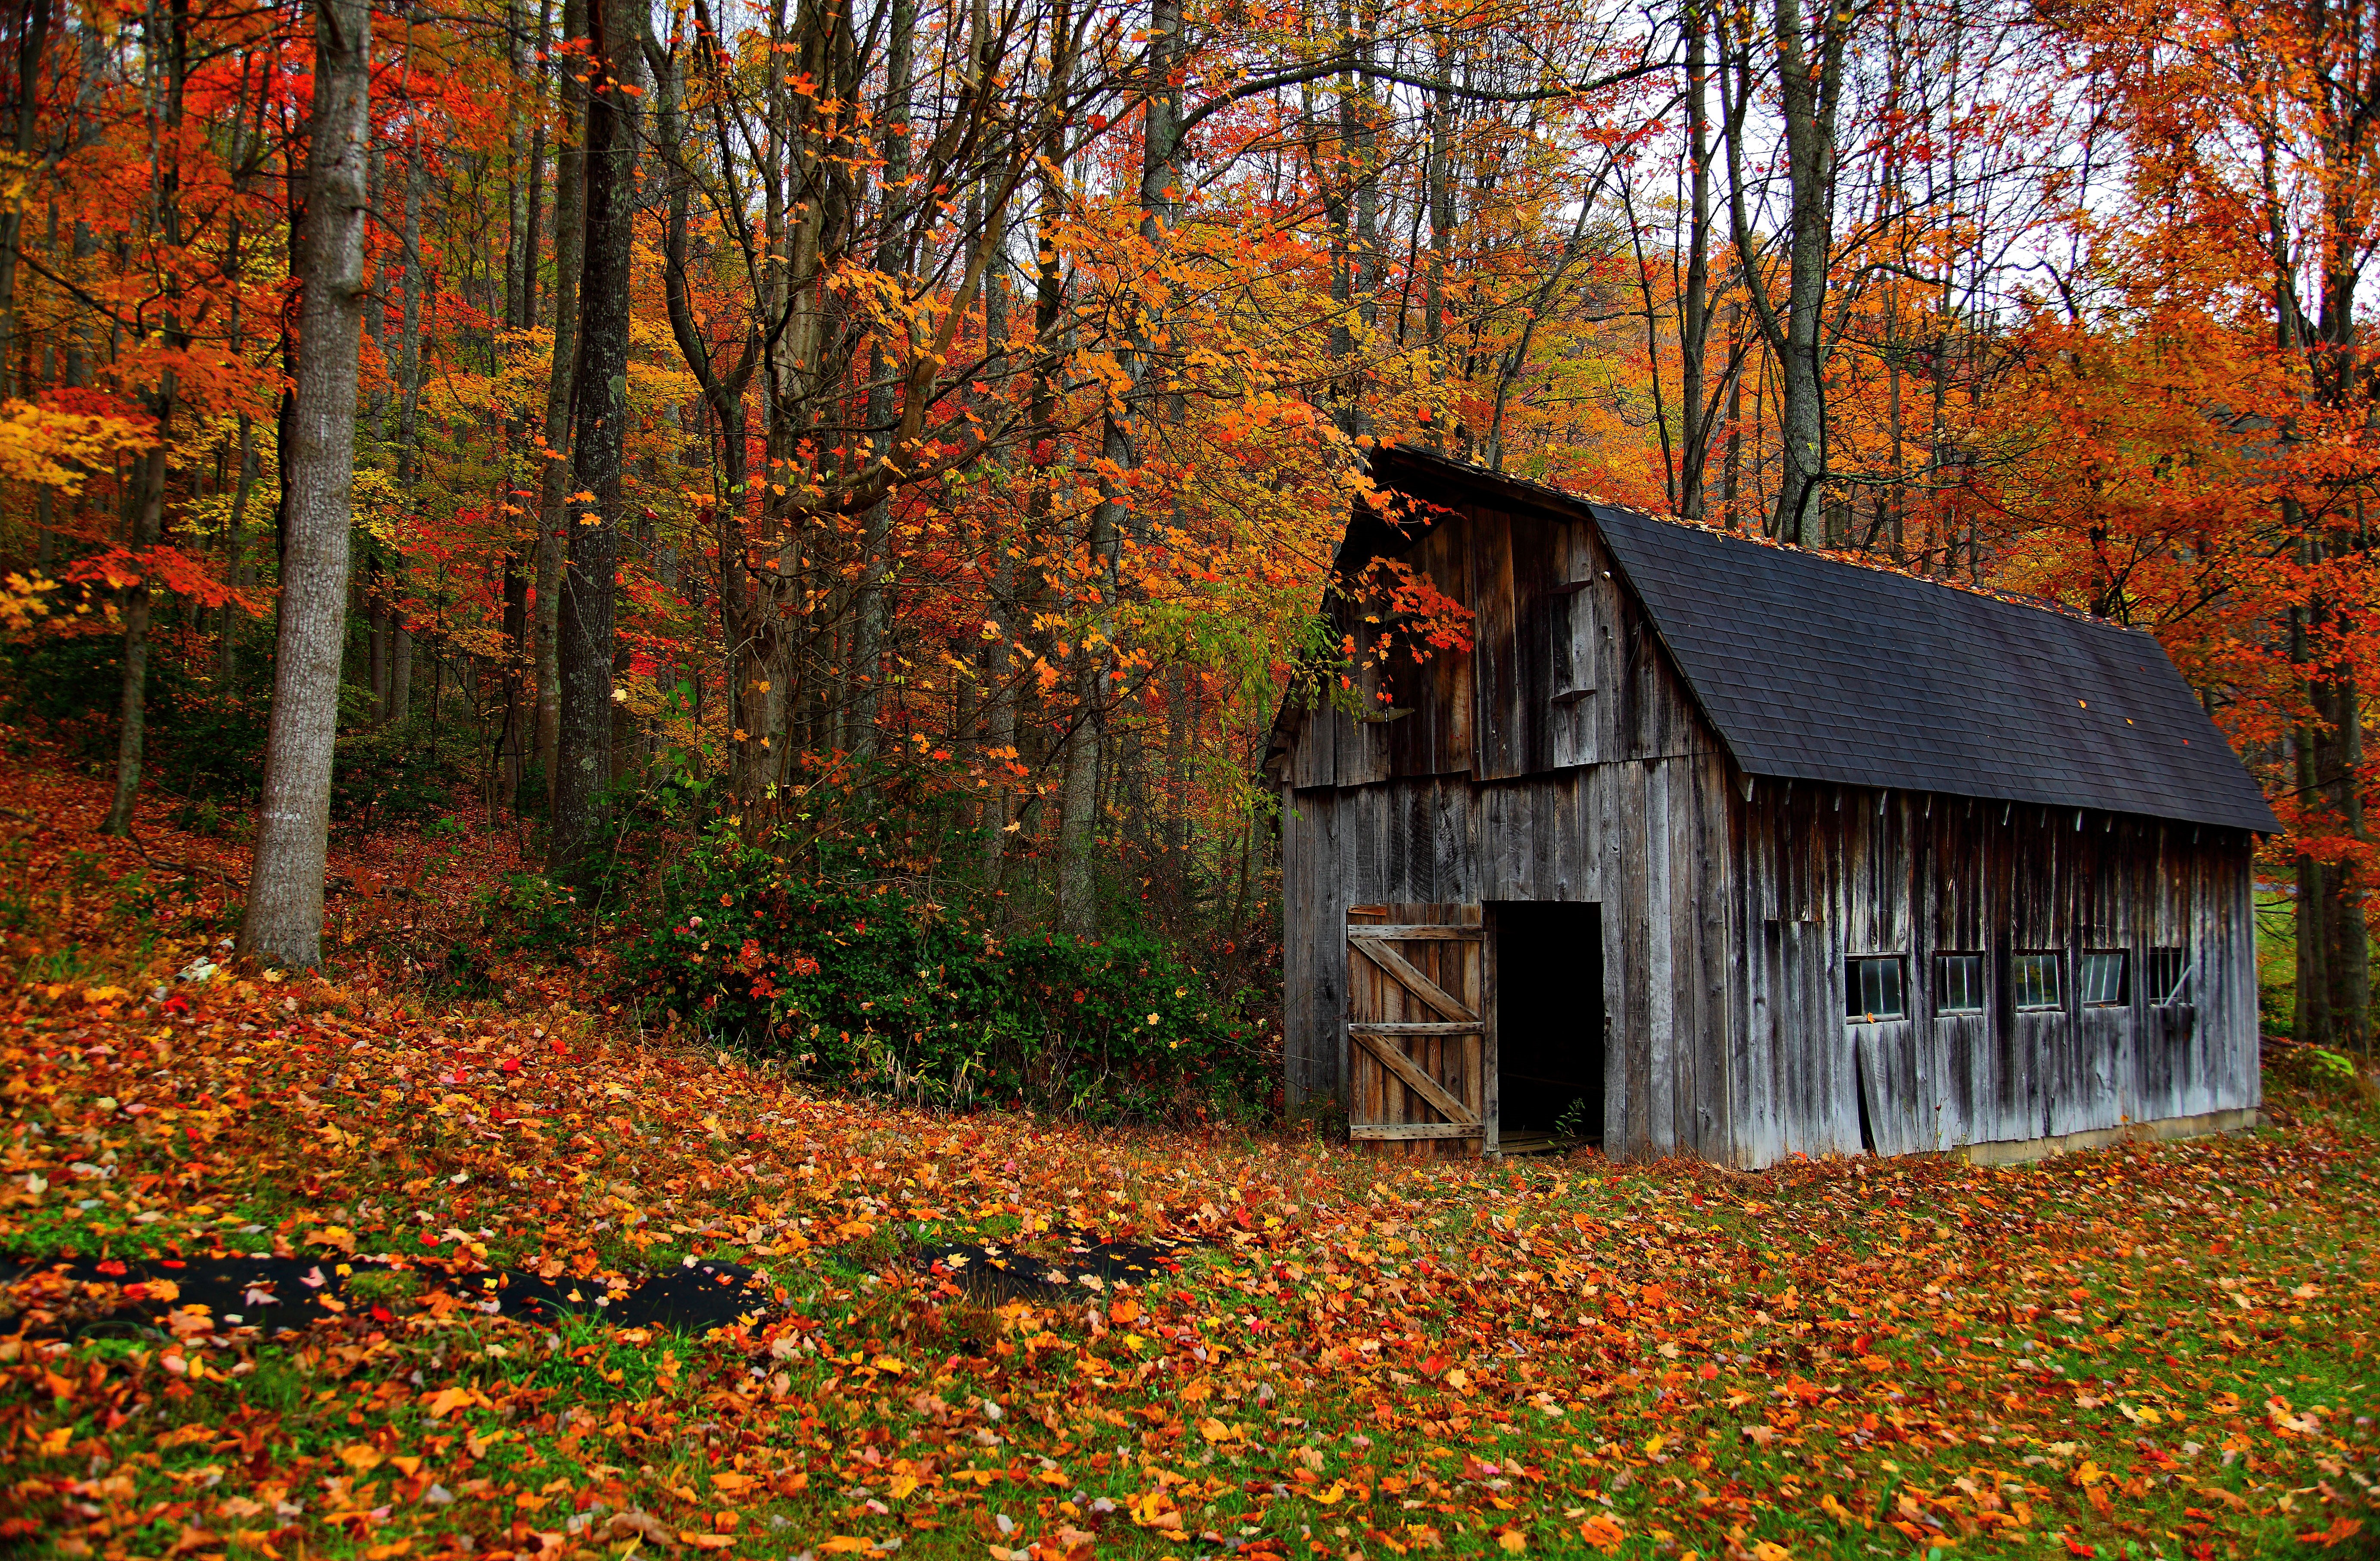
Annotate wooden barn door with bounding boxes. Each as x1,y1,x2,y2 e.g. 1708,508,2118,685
1346,905,1488,1156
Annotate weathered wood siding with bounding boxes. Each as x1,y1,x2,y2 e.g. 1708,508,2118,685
1286,504,1708,793
1280,752,1738,1160
1734,785,2261,1165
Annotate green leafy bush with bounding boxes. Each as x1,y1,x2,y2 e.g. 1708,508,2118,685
331,716,468,827
484,872,580,958
617,829,1269,1125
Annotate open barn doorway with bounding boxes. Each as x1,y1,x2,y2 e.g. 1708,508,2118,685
1491,902,1605,1151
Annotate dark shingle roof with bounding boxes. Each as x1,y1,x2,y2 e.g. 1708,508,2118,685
1369,446,2280,833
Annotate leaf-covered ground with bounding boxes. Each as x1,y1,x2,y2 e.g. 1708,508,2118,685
3,757,2378,1561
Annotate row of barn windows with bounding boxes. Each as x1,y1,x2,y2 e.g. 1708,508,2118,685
1847,948,2191,1023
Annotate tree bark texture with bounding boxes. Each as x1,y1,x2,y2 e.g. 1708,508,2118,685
102,442,167,834
850,0,917,763
238,0,370,968
535,0,588,808
1768,0,1844,542
548,0,640,882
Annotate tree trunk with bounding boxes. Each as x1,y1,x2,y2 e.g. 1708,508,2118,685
548,0,641,882
1769,0,1844,541
390,610,412,721
102,440,168,835
1056,671,1100,932
1718,0,1845,543
238,0,371,968
1423,25,1453,442
535,0,588,809
367,557,389,716
397,159,423,484
217,412,256,686
0,0,51,396
1677,0,1714,520
850,0,916,764
518,0,550,330
504,0,530,330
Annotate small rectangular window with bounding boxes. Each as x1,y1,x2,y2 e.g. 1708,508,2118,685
1937,953,1986,1015
2080,950,2128,1006
1847,956,1905,1021
2013,952,2063,1011
2147,946,2190,1005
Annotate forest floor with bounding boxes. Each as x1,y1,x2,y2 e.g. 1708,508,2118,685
2,735,2378,1561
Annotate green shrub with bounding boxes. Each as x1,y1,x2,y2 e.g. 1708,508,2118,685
617,828,1269,1125
331,716,467,827
484,872,580,958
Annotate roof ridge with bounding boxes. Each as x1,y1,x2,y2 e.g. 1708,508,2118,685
1384,442,2138,634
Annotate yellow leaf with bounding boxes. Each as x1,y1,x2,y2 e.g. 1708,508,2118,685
816,1539,875,1554
1498,1532,1527,1553
1818,1493,1865,1529
889,1474,919,1501
1752,1544,1792,1561
425,1386,475,1419
340,1443,384,1473
1127,1491,1184,1531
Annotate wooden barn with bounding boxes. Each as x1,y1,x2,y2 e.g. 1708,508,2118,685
1265,446,2280,1165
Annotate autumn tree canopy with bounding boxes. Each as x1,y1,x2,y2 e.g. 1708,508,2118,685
0,0,2369,1036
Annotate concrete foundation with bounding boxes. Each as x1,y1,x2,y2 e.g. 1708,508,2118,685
1955,1106,2263,1167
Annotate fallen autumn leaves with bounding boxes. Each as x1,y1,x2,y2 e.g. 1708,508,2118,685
4,971,2376,1561
0,758,2376,1560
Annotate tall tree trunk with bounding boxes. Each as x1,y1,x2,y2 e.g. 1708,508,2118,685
1056,0,1178,927
504,0,530,330
1719,0,1846,543
367,556,390,716
850,0,916,764
0,0,51,396
102,439,168,834
518,0,550,331
1768,0,1844,540
1422,25,1454,443
390,613,412,721
397,159,423,484
974,15,1015,881
383,157,422,730
103,0,187,836
239,0,370,968
535,0,588,809
548,0,641,881
217,412,256,684
1677,0,1715,520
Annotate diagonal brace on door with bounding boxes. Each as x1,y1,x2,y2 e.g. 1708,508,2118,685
1349,1027,1480,1125
1348,937,1477,1024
